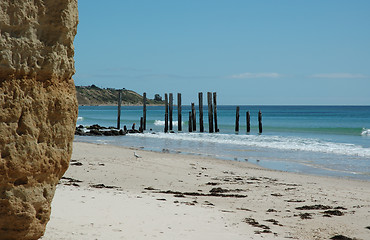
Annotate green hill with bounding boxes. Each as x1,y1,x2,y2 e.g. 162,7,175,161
76,85,164,106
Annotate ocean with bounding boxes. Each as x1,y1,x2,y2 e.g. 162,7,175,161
75,105,370,181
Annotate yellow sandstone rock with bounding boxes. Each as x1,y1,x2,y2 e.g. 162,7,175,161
0,1,78,239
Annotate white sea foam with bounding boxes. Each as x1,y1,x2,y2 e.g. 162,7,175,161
361,128,370,136
154,120,183,127
133,132,370,158
77,116,84,121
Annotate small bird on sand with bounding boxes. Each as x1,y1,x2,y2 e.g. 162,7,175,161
134,152,142,159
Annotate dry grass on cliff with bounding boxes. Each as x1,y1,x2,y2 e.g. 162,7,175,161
76,85,164,106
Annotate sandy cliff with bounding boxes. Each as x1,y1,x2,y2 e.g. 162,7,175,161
0,1,78,239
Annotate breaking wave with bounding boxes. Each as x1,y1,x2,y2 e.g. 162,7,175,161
133,132,370,158
362,128,370,136
154,120,184,127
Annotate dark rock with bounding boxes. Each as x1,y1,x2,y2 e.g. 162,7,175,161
102,130,121,136
75,128,86,136
128,129,141,134
330,235,353,240
75,124,127,136
87,124,106,130
87,129,103,136
119,129,125,135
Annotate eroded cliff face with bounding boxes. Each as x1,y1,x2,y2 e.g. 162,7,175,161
0,1,78,239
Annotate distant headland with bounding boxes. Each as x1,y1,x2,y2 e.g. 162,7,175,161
76,85,164,106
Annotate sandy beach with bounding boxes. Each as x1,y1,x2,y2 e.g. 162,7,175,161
42,142,370,240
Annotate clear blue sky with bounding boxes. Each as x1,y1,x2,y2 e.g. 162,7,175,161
74,0,370,105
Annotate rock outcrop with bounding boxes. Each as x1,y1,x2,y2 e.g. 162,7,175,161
0,1,78,239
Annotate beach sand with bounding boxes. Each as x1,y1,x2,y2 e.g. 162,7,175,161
42,142,370,240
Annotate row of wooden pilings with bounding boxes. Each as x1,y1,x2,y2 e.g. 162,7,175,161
162,92,220,133
235,107,263,134
116,90,262,134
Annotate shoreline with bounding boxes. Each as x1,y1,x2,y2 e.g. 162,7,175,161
75,139,370,184
74,134,370,182
42,142,370,240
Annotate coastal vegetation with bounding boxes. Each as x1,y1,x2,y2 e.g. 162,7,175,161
76,85,164,106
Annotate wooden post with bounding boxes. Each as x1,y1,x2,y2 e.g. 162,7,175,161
246,111,251,133
198,92,204,132
164,93,168,133
117,90,122,129
143,92,147,130
139,117,144,133
207,92,214,133
177,93,182,131
188,112,192,132
258,110,263,134
191,103,196,131
213,92,219,132
235,106,240,132
169,93,173,131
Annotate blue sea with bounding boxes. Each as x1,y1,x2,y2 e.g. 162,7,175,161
75,105,370,181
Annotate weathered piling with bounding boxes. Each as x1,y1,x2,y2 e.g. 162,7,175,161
139,117,144,133
117,89,122,129
235,106,240,132
198,92,204,132
169,93,173,131
246,111,251,133
213,92,219,132
177,93,182,131
258,110,263,134
191,103,196,131
164,93,168,133
143,92,147,130
207,92,214,133
188,112,193,132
